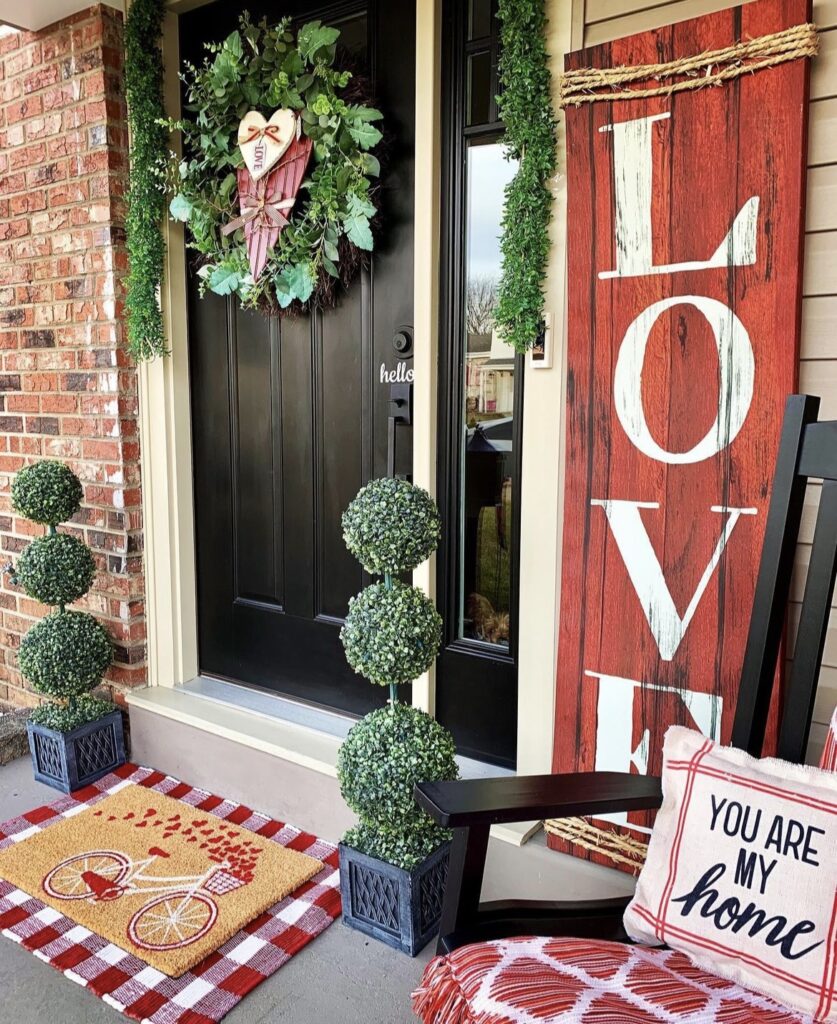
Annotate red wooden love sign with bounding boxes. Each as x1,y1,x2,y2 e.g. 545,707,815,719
550,0,813,871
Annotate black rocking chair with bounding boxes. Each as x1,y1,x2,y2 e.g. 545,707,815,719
415,393,837,956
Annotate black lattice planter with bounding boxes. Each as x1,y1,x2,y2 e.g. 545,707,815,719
27,710,126,794
338,840,450,956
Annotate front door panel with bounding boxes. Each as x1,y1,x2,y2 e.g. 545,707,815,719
185,0,415,715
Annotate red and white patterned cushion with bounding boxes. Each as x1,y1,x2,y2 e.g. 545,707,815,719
820,706,837,772
412,936,812,1023
413,714,837,1024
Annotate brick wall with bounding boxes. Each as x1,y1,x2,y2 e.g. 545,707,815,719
0,6,146,710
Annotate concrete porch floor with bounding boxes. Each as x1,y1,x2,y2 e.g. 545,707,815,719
0,754,636,1023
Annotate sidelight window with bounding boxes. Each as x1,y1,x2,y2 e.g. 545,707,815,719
456,0,520,651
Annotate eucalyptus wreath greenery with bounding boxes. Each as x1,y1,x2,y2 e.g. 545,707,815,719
342,477,441,575
338,703,457,870
494,0,557,352
125,0,168,360
164,14,383,313
340,580,442,688
12,461,82,526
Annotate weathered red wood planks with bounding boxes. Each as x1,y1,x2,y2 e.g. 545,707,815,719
551,0,812,871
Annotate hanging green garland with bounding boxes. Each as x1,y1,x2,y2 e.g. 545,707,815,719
124,0,168,361
494,0,557,353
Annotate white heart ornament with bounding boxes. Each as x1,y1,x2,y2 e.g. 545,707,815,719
237,109,296,181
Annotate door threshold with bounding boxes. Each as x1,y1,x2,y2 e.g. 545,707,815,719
181,676,516,782
181,676,355,740
129,676,515,779
127,680,532,845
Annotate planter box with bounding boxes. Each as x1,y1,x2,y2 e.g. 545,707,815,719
27,710,126,793
338,840,450,956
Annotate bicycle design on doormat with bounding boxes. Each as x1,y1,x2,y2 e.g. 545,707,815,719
43,845,247,950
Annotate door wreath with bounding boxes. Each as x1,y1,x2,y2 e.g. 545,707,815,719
163,15,384,314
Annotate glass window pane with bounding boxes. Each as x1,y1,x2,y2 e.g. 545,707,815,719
467,51,492,127
459,140,518,648
469,0,493,40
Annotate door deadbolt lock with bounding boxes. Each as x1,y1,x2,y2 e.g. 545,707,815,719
392,325,413,357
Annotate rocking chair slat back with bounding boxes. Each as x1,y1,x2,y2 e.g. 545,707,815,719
732,394,837,763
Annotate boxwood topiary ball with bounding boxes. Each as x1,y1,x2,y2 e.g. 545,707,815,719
16,533,96,606
12,461,83,526
19,610,112,699
340,580,442,686
337,702,458,832
342,477,441,575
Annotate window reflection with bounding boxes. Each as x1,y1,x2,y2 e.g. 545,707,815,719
459,140,518,648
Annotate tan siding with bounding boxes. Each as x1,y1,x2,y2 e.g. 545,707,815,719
804,231,837,294
808,721,828,765
812,29,837,98
583,0,836,39
809,98,837,166
806,165,837,230
802,297,837,358
570,0,837,758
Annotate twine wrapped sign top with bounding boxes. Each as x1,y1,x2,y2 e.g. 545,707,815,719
560,21,818,107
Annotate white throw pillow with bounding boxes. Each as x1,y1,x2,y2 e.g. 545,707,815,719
624,726,837,1022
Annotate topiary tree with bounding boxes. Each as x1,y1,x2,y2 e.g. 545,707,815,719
11,461,114,733
337,477,458,871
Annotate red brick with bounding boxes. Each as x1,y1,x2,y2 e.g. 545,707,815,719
25,114,63,140
0,6,145,710
9,193,47,215
22,65,60,94
4,44,41,78
5,96,43,124
6,395,41,413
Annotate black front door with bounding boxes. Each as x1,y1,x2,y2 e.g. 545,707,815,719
185,0,415,716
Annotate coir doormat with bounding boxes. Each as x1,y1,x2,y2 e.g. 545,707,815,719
0,781,323,977
0,764,341,1023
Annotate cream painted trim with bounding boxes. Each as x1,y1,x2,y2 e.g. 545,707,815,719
141,0,442,705
513,0,575,777
127,686,343,776
138,10,199,689
411,0,442,716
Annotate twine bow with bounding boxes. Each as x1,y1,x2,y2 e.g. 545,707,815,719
221,193,295,236
238,123,287,145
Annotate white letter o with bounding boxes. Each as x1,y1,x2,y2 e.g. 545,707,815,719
613,295,754,465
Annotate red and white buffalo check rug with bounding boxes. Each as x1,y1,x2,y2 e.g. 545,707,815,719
0,763,341,1023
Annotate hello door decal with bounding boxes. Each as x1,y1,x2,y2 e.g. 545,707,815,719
551,0,812,870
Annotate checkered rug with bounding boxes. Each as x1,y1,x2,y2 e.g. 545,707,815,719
0,763,341,1023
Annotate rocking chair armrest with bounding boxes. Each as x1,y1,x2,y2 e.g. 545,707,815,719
414,771,663,828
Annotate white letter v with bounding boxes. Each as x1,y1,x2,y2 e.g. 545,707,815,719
591,500,757,661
